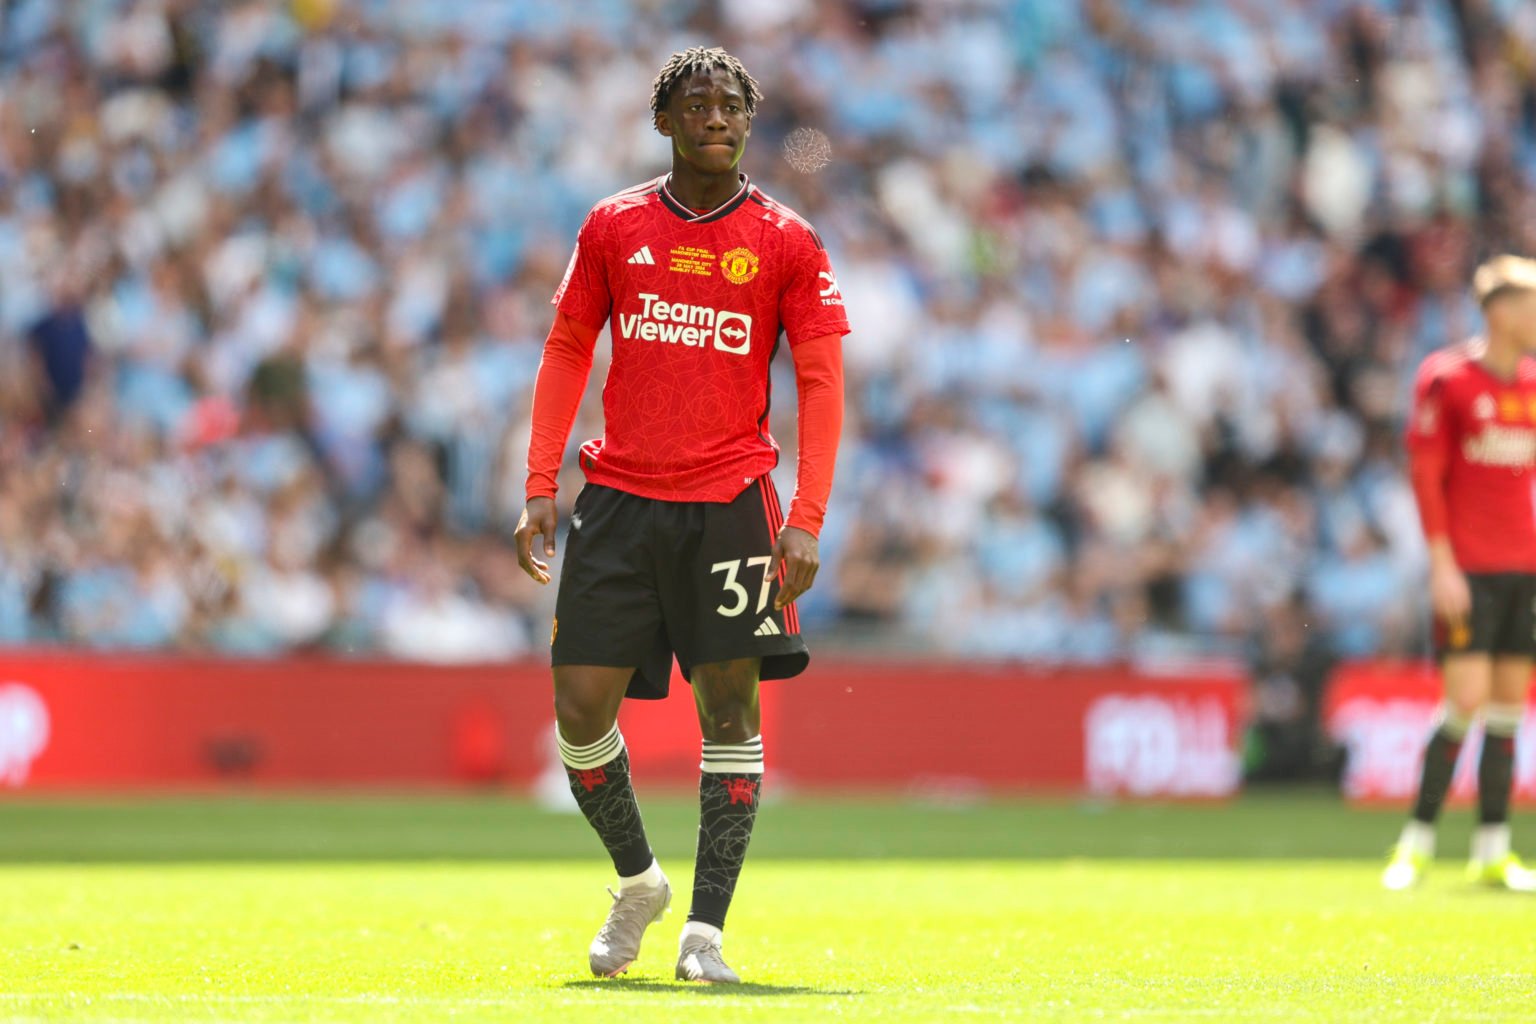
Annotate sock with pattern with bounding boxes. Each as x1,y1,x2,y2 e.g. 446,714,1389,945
688,735,764,929
558,723,656,880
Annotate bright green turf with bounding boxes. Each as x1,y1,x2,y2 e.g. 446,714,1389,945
2,794,1535,1022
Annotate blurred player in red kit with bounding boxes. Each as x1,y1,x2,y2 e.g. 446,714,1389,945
514,47,849,980
1385,256,1536,890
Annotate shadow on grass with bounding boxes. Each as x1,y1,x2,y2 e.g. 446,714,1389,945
560,977,859,997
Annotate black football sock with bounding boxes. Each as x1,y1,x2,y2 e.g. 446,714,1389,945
1411,705,1472,825
1479,703,1522,827
558,724,655,879
688,736,764,930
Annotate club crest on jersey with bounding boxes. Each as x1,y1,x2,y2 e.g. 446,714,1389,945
720,246,760,285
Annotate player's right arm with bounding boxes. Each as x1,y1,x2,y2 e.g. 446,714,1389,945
516,311,601,583
516,213,612,584
1406,358,1470,625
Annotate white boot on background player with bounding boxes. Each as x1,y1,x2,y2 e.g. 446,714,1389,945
1383,820,1433,890
1466,825,1536,891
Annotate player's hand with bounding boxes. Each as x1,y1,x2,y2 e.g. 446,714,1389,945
515,497,558,585
768,526,818,611
1429,553,1471,628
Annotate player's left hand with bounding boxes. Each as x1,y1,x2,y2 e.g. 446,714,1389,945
769,526,818,611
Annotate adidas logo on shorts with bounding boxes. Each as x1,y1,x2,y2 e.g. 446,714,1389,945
626,246,655,265
754,618,781,637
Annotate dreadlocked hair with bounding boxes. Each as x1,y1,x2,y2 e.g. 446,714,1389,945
650,46,762,117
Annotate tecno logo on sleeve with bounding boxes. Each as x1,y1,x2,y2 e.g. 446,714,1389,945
617,293,752,355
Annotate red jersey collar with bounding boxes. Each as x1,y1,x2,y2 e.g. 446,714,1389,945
1467,336,1530,385
656,174,753,224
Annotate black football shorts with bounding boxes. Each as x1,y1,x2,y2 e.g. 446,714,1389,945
1435,572,1536,659
551,478,809,699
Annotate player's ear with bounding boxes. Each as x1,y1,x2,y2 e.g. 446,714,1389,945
654,111,672,138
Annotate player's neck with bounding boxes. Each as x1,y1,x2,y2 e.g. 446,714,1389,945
1481,332,1524,380
665,166,744,213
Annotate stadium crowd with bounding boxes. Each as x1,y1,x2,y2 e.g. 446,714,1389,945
2,0,1535,695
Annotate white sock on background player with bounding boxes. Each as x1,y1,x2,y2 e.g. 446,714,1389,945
1398,819,1436,858
1472,824,1511,864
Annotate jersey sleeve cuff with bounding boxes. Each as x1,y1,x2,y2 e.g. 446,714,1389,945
525,479,558,502
783,509,822,538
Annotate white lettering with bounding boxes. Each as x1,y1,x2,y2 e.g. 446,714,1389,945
1084,694,1239,797
617,294,751,355
1463,425,1536,467
818,271,844,306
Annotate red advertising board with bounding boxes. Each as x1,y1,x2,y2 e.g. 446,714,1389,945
0,652,1244,797
1324,660,1536,804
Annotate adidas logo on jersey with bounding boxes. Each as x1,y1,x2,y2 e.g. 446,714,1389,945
754,618,781,637
626,246,655,265
617,292,753,355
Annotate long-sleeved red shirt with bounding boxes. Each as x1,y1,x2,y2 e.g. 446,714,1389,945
526,175,850,536
1406,339,1536,571
526,313,844,536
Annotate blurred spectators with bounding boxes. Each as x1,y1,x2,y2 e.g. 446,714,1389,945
2,0,1535,664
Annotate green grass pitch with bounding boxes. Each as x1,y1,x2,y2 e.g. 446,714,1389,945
2,793,1534,1022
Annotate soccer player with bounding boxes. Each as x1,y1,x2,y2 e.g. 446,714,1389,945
514,47,848,981
1384,256,1536,891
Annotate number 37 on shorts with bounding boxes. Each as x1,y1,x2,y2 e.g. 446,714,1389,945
551,479,809,699
711,557,774,618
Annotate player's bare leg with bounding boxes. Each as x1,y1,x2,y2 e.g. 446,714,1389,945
1468,657,1535,889
1384,654,1488,889
553,665,671,976
677,657,762,983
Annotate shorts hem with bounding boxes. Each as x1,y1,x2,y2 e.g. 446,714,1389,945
683,641,810,681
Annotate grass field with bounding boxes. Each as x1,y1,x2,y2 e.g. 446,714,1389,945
2,792,1535,1022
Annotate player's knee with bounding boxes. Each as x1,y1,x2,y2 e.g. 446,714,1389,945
553,690,615,747
1442,693,1482,729
697,697,760,742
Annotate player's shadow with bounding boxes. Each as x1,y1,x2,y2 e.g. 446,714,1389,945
561,977,859,997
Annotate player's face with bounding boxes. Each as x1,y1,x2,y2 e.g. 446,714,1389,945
1513,292,1536,352
1490,290,1536,352
656,68,750,175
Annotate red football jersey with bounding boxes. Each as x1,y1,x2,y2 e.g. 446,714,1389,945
550,174,850,503
1407,339,1536,571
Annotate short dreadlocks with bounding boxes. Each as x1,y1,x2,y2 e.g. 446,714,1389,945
650,46,762,117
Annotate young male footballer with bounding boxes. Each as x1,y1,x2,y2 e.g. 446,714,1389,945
515,47,849,981
1385,256,1536,891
